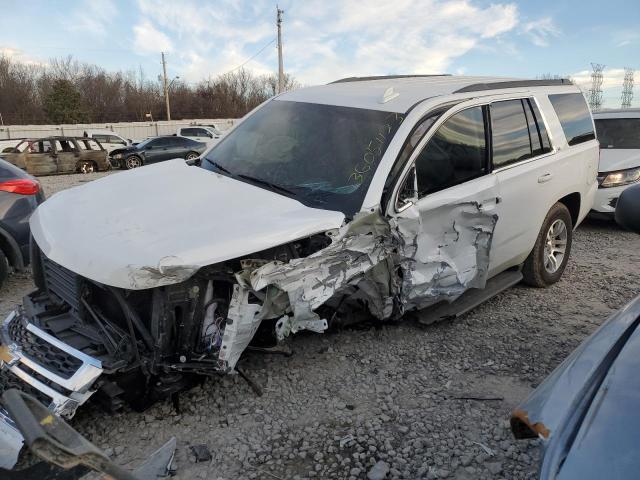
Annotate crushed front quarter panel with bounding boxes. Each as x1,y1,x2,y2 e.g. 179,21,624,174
218,203,498,370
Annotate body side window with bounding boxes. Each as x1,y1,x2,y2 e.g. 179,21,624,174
490,100,532,168
548,93,595,146
414,105,487,197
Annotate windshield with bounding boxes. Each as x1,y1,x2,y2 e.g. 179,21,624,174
595,118,640,149
201,100,404,216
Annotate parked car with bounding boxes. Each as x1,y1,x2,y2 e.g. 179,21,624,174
176,125,223,147
0,136,110,175
511,183,640,479
83,129,132,153
590,108,640,218
109,135,207,169
0,75,599,469
0,158,44,290
0,139,24,153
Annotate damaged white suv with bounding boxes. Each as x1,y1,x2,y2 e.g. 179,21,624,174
0,75,598,467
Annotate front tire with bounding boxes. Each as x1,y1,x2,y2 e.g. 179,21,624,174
522,202,573,287
185,151,199,161
124,155,143,169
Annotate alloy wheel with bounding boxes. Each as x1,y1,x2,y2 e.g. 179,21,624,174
544,219,568,274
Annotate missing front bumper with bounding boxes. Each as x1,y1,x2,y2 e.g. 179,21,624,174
0,310,103,468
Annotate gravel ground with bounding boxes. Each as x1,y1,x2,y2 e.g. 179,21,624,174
2,171,639,480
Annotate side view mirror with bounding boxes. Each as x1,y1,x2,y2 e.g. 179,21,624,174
615,183,640,233
146,145,153,150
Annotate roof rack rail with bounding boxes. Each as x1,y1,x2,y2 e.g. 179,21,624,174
330,74,451,84
453,79,573,93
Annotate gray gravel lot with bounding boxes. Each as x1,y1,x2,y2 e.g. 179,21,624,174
2,171,639,480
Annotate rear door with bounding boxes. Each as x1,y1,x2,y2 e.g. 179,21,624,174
488,98,557,274
55,138,81,173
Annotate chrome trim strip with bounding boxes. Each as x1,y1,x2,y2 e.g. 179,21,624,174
18,353,103,392
492,149,557,174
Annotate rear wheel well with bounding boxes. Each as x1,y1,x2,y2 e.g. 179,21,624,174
557,192,580,228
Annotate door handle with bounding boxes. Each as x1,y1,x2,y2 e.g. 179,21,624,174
538,173,553,183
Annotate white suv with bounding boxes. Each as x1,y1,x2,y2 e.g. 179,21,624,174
176,125,223,147
83,129,131,153
592,109,640,217
0,76,598,462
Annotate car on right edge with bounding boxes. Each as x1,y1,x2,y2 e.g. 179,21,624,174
591,108,640,218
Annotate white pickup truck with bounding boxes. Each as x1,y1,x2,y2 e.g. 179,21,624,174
176,125,224,147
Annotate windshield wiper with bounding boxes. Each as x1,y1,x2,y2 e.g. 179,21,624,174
203,157,233,175
236,174,296,196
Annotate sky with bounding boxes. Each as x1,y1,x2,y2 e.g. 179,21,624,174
0,0,639,108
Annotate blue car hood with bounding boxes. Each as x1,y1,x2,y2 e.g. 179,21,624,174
511,295,640,479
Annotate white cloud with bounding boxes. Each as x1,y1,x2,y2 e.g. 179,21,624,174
285,0,519,83
126,0,520,85
521,17,560,47
570,67,628,90
0,47,44,66
65,0,118,37
133,20,174,54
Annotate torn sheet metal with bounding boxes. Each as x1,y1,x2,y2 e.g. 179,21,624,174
218,203,497,371
394,202,498,311
218,285,263,370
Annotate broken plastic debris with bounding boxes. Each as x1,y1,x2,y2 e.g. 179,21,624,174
190,444,212,463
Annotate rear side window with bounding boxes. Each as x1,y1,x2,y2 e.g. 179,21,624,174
595,118,640,149
524,99,552,155
491,100,532,167
548,93,595,146
108,135,126,145
491,99,553,168
415,106,487,196
181,128,198,136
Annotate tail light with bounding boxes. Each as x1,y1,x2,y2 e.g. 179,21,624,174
0,179,40,195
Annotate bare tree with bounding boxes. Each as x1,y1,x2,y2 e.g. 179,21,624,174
0,56,300,124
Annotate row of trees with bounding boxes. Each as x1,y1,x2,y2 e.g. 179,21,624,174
0,55,299,125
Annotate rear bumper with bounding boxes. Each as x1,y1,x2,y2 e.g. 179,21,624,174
0,310,103,468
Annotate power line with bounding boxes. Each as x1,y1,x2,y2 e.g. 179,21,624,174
223,38,276,75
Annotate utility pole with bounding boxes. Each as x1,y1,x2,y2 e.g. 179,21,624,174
276,6,284,94
161,52,171,121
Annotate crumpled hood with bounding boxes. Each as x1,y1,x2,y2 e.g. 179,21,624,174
598,149,640,172
30,160,345,289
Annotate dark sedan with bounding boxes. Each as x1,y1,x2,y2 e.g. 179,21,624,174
109,136,207,170
0,158,44,289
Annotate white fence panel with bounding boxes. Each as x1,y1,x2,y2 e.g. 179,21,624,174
0,119,236,142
